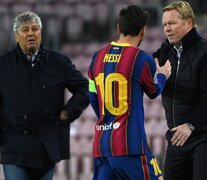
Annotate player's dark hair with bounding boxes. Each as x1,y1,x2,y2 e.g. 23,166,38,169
118,5,149,36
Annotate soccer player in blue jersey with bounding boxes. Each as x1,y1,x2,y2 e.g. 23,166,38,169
88,5,171,180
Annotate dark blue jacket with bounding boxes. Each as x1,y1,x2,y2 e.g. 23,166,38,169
0,44,89,168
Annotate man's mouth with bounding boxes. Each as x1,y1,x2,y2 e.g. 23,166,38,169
27,39,36,45
167,34,174,38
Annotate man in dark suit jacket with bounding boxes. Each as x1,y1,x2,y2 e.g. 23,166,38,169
0,11,89,180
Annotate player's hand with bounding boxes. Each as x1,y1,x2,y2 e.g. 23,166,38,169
170,123,192,146
155,58,171,79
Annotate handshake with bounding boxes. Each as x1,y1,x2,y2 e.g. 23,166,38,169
155,58,171,79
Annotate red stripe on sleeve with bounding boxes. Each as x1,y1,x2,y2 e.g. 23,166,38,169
141,154,150,180
141,62,156,95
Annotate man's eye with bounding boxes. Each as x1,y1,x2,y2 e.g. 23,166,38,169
32,28,38,32
22,29,28,32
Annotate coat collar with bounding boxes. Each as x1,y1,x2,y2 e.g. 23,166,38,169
166,28,202,53
15,43,45,63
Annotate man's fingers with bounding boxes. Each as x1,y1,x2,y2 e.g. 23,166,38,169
170,124,192,146
170,127,178,132
171,130,182,144
154,58,159,70
175,134,186,146
154,58,159,65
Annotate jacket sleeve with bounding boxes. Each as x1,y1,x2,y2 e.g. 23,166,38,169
140,56,166,99
153,41,172,66
152,48,160,59
188,53,207,131
63,56,89,122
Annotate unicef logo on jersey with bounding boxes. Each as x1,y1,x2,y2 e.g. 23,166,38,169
113,122,120,129
96,122,121,131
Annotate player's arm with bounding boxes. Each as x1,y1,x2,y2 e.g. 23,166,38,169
88,61,100,119
140,56,170,99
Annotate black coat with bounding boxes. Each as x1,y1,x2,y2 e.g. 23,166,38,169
0,44,89,168
153,28,207,136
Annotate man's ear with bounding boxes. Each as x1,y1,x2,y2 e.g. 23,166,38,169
140,26,147,36
186,18,193,29
117,23,120,33
15,33,19,42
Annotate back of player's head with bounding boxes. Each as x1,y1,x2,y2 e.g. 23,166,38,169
118,5,149,36
13,11,42,33
163,1,197,27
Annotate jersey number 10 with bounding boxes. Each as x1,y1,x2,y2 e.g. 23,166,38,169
95,73,128,116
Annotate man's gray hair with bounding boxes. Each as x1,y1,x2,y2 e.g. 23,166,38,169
13,11,42,32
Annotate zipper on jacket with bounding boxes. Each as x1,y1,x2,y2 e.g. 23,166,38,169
172,46,182,127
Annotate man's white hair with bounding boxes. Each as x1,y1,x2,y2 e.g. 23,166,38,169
13,11,42,32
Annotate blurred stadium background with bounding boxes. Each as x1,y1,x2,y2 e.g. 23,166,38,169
0,0,206,179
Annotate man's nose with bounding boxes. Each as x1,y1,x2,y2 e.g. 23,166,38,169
164,24,171,31
28,29,35,35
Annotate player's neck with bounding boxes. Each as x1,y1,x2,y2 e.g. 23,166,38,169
116,34,141,48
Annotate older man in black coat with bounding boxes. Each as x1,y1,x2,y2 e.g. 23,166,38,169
0,11,89,180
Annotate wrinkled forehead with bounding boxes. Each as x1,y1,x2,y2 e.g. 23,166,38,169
19,20,40,28
162,10,182,23
15,20,42,34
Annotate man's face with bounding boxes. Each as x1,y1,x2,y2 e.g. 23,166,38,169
15,21,41,55
162,10,192,46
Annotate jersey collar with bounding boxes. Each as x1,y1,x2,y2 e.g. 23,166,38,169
111,41,132,47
